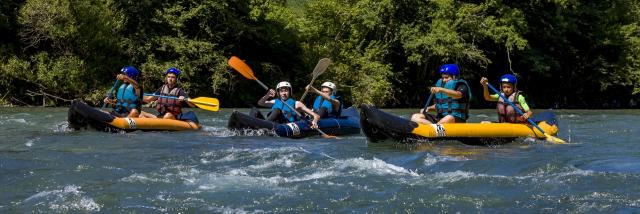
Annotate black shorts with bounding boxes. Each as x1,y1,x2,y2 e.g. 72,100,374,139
423,113,465,123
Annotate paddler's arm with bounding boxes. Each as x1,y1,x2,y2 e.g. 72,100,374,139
177,89,195,107
519,95,533,119
480,77,493,101
430,87,462,99
143,88,160,103
296,101,320,129
421,104,436,113
118,74,142,97
306,85,340,110
258,89,276,107
178,96,196,107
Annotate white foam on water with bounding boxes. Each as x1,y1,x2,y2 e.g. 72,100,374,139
1,118,29,125
562,114,580,118
228,169,249,176
201,146,307,163
201,125,225,132
281,170,338,183
334,157,420,177
513,166,596,185
127,205,168,212
475,114,490,118
208,205,265,214
423,153,466,166
23,185,101,212
25,137,39,147
196,173,282,191
205,128,277,137
248,154,298,169
215,153,237,163
120,173,172,183
53,122,73,133
430,170,499,183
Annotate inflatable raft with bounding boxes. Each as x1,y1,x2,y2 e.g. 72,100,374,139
359,104,559,145
227,106,361,138
68,99,200,132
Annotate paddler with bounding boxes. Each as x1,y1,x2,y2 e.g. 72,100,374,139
304,81,342,118
410,64,472,124
103,66,142,118
480,73,533,123
258,81,320,128
141,67,195,120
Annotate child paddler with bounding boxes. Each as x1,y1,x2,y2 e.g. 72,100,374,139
257,81,320,128
410,64,472,125
103,66,142,118
480,74,533,123
304,81,342,118
141,67,196,120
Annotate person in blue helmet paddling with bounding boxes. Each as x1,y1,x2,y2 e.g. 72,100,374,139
305,81,342,118
480,74,532,123
411,64,472,124
103,66,143,118
258,81,320,128
142,67,195,120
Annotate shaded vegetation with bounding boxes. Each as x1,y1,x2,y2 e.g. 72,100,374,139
1,0,638,108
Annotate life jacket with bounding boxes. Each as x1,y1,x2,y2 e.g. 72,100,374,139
155,84,184,116
434,78,471,120
271,98,298,122
312,94,342,117
496,90,526,123
114,83,139,114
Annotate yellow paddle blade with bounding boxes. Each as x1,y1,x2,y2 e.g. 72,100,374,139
189,97,220,112
228,56,256,80
544,133,567,144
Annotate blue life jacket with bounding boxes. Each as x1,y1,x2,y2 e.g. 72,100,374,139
312,94,342,117
272,98,298,122
434,78,471,120
114,83,139,114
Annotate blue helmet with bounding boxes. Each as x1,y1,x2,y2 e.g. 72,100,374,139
439,64,460,76
166,67,181,76
500,74,517,85
121,66,140,79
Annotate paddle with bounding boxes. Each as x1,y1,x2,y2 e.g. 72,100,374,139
421,93,434,114
102,79,121,108
227,56,338,139
487,83,566,144
144,93,220,112
299,58,331,101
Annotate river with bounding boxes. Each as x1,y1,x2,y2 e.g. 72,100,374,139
1,107,639,212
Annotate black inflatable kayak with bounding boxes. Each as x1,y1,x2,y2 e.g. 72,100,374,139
68,99,200,132
359,104,559,145
227,106,361,138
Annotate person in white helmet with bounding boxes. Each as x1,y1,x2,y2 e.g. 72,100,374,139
258,81,320,128
305,81,342,118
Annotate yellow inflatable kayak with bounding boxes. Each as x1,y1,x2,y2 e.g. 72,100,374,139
359,104,560,145
68,99,200,132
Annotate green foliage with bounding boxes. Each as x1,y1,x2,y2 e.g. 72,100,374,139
0,0,638,108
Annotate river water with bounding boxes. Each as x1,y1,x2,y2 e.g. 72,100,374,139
1,107,639,213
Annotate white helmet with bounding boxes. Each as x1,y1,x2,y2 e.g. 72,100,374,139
321,82,336,93
276,81,292,93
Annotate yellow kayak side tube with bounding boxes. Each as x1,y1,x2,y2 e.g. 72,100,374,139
108,117,200,131
411,122,558,138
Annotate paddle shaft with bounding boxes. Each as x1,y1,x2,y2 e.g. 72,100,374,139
255,80,330,137
144,93,190,102
487,83,548,136
298,76,317,101
422,93,434,113
102,79,121,108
